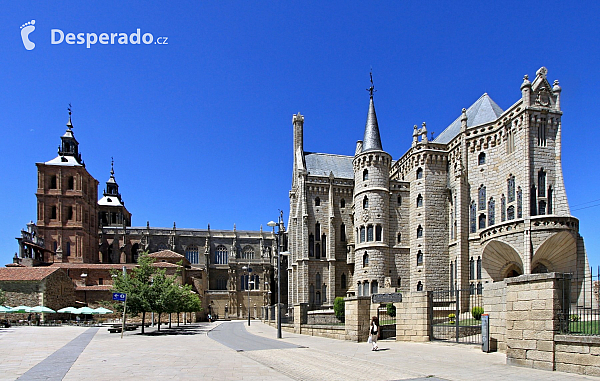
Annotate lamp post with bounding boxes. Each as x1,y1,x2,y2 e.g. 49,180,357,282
268,211,286,339
242,265,253,326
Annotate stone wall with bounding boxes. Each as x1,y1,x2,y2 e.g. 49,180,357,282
482,280,507,351
395,291,431,342
554,335,600,376
344,296,371,342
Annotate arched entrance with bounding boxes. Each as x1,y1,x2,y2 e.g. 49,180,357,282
482,239,523,281
532,231,577,274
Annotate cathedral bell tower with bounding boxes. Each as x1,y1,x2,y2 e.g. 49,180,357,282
352,74,391,297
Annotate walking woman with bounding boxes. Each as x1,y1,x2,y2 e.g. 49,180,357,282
369,316,380,351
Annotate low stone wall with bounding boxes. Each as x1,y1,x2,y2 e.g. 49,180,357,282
307,309,342,325
298,324,346,340
396,292,431,342
554,335,600,377
483,280,507,352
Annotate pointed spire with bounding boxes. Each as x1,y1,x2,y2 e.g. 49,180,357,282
110,157,115,177
361,71,383,152
66,103,73,129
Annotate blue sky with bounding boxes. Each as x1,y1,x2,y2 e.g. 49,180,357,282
1,1,599,270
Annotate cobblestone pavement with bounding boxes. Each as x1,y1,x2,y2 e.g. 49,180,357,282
0,321,598,381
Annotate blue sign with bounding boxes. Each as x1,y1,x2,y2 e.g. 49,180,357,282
112,292,126,301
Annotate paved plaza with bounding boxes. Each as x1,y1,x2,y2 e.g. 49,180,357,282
0,320,597,381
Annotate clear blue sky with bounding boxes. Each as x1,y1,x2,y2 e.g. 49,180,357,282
1,1,599,270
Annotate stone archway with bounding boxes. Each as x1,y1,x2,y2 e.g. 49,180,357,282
482,239,523,281
532,231,577,274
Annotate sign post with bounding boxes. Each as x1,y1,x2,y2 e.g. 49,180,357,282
112,292,127,338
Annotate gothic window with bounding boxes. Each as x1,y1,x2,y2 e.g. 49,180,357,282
340,223,346,242
66,242,71,256
506,129,515,154
315,243,321,259
215,245,228,264
470,283,475,295
479,214,486,229
242,246,254,260
50,175,57,189
478,152,486,165
54,241,57,252
538,117,547,146
309,284,315,304
538,169,546,197
417,194,423,207
315,197,321,206
375,225,382,241
322,284,327,302
363,252,369,267
417,250,423,266
363,196,369,209
507,205,515,220
470,257,474,280
309,234,314,257
363,169,369,181
316,291,321,305
450,262,454,289
488,198,495,226
470,202,476,233
501,195,506,222
397,195,402,205
416,167,423,179
186,245,199,264
216,278,227,290
363,281,370,296
417,281,423,291
357,282,362,297
241,275,247,291
371,280,378,295
321,234,327,256
341,273,347,289
67,206,73,220
507,175,515,202
538,200,547,215
397,232,401,244
316,273,321,291
340,198,346,208
367,225,373,241
530,186,537,216
517,187,523,218
478,185,486,210
477,256,482,279
416,225,423,238
157,243,168,251
477,282,483,295
360,227,365,243
67,176,74,190
51,205,57,220
315,222,321,238
548,186,553,214
397,277,402,287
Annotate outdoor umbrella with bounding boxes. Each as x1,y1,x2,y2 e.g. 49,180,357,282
0,306,12,313
9,306,31,313
57,307,78,313
30,306,56,313
93,307,113,314
75,307,96,314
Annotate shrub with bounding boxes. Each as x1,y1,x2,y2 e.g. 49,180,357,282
334,297,345,319
570,314,579,322
448,313,456,324
386,303,396,318
471,306,484,320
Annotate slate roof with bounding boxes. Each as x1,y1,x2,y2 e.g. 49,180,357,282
434,93,504,144
304,152,354,179
42,155,82,166
362,97,383,152
147,250,186,259
0,267,60,281
98,195,123,207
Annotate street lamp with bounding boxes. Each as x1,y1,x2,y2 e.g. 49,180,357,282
242,265,253,326
268,211,286,339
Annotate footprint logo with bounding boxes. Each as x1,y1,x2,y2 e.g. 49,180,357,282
20,20,36,50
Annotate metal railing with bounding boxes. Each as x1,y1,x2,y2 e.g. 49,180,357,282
559,267,600,336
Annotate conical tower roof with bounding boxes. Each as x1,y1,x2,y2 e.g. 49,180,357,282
361,84,383,152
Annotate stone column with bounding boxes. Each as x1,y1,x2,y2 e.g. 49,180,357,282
395,291,431,342
344,296,371,342
294,303,308,334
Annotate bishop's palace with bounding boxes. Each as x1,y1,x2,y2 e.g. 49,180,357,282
4,66,592,320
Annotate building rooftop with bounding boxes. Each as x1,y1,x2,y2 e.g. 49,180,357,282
0,267,61,281
304,152,354,179
98,195,123,207
42,155,83,167
147,250,186,259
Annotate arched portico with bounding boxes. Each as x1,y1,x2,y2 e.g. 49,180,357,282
482,239,524,281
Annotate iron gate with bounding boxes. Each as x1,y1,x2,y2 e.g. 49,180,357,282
430,288,483,344
377,305,396,340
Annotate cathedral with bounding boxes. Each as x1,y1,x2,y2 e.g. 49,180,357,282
286,67,590,308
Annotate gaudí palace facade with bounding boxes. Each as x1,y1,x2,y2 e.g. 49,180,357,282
286,66,590,309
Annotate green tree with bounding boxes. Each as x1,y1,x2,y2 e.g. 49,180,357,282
334,297,345,320
147,267,174,331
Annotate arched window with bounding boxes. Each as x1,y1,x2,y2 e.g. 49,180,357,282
185,245,199,264
478,152,486,165
488,198,495,226
316,273,321,290
375,225,382,241
417,281,423,291
371,280,378,295
363,252,369,267
363,169,369,181
538,169,546,197
360,227,365,243
321,234,327,257
397,277,402,287
340,223,346,242
538,200,547,215
517,187,523,218
531,185,537,216
501,195,506,222
315,243,321,259
478,185,486,210
215,245,228,264
470,201,476,233
309,234,314,257
397,232,401,244
367,225,373,241
469,257,474,280
340,198,346,208
316,291,321,305
470,283,475,295
548,186,553,214
417,250,423,266
397,195,402,205
477,256,482,279
315,222,321,238
507,175,515,202
315,197,321,206
416,225,423,238
309,284,315,304
363,280,370,296
417,194,423,207
477,282,483,295
66,241,71,256
357,282,362,297
241,275,247,290
416,167,423,179
478,214,486,229
322,284,327,302
341,273,347,289
363,196,369,209
242,246,254,260
507,205,515,220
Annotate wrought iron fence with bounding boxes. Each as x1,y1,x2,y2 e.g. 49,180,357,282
430,287,484,344
559,267,600,336
377,305,396,340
